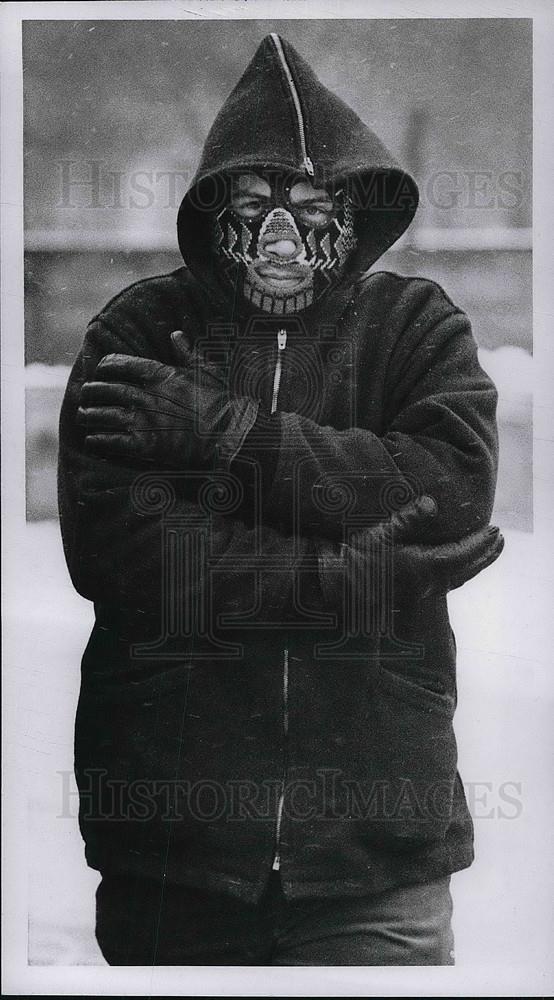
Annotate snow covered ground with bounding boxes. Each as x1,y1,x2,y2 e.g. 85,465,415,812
3,518,551,972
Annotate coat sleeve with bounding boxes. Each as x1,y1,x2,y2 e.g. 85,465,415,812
57,319,321,623
236,292,499,545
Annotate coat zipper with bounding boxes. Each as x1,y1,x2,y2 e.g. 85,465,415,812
271,329,287,415
270,33,315,177
272,646,289,871
271,328,288,871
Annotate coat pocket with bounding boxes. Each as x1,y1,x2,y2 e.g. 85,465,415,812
361,664,458,845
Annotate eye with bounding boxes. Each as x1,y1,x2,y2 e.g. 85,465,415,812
295,204,336,228
231,199,267,220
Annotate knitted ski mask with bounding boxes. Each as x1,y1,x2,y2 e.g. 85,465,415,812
211,172,358,315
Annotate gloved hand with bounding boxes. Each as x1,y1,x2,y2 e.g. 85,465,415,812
316,496,504,609
77,331,260,469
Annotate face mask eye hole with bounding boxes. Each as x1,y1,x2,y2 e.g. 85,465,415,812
231,199,268,220
294,205,336,228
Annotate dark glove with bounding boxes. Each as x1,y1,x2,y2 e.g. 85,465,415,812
317,496,504,609
77,331,260,470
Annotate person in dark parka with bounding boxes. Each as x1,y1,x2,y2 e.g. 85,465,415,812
58,33,503,965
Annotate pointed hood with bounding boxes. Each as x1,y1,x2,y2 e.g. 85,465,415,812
177,33,418,315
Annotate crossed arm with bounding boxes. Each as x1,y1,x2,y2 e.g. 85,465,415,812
59,323,311,624
59,306,502,624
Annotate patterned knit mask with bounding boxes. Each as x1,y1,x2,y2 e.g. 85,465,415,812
211,178,357,315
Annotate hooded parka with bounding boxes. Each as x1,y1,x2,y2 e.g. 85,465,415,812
58,34,499,903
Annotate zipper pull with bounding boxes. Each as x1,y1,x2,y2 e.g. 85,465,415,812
303,156,315,177
271,329,287,414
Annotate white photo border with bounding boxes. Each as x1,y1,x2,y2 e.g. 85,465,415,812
2,1,552,996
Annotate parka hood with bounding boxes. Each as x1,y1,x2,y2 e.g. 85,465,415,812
177,33,419,316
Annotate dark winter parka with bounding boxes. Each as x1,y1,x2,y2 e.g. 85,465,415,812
58,34,499,902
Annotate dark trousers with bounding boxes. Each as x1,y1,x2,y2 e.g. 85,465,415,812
95,869,455,966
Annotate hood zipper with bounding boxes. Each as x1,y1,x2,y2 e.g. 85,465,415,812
270,33,315,178
271,327,288,871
